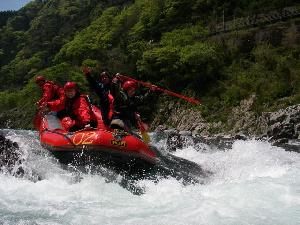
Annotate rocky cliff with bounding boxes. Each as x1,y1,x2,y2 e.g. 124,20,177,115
152,95,300,144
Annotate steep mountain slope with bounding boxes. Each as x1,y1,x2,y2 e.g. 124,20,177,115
0,0,299,132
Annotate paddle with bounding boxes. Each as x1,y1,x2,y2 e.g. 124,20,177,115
33,103,50,130
135,113,150,144
117,74,201,105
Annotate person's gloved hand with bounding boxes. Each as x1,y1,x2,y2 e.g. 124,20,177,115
61,117,75,131
150,85,158,91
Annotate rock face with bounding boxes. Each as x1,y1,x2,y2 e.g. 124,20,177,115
0,133,42,180
0,133,24,176
165,129,183,152
227,94,265,135
221,97,300,142
152,94,300,143
265,104,300,141
151,100,225,136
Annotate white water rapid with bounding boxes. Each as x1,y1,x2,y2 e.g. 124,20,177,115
0,130,299,225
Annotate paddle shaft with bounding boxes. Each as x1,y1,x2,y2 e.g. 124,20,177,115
118,75,200,105
135,113,150,143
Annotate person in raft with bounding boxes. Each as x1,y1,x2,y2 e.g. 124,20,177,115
109,74,156,133
82,66,113,127
45,82,97,131
35,75,64,109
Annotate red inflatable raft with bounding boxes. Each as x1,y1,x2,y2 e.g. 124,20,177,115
35,106,159,168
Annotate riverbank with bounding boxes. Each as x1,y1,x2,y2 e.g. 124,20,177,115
151,95,300,146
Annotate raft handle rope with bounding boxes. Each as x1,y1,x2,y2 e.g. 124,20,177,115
41,128,76,147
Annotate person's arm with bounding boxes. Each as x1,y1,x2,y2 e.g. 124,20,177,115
76,96,92,126
108,94,114,120
134,89,151,105
47,97,65,112
57,88,65,102
38,83,53,107
110,78,123,106
83,67,108,99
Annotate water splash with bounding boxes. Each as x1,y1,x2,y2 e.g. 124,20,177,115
0,130,299,225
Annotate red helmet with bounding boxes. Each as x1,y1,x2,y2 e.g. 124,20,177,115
64,82,77,90
122,81,137,91
35,75,45,84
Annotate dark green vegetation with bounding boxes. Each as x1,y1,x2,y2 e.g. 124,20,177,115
0,0,299,129
0,11,17,28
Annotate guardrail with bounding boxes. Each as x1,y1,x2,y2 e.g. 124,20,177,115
208,6,300,35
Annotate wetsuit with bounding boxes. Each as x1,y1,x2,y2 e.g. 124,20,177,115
85,72,113,126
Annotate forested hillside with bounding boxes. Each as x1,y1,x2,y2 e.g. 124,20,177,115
0,0,299,130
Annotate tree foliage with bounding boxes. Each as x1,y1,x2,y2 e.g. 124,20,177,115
0,0,299,128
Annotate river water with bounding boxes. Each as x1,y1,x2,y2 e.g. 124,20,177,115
0,130,299,225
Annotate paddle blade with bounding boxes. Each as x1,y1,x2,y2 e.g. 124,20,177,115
141,131,150,144
135,113,150,143
140,121,150,143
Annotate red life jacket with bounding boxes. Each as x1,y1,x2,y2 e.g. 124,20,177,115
48,93,96,129
37,81,64,107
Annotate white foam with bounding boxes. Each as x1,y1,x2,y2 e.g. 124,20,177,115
1,131,299,225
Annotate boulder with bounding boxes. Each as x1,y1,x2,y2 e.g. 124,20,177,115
266,104,300,140
0,132,24,176
165,129,183,152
